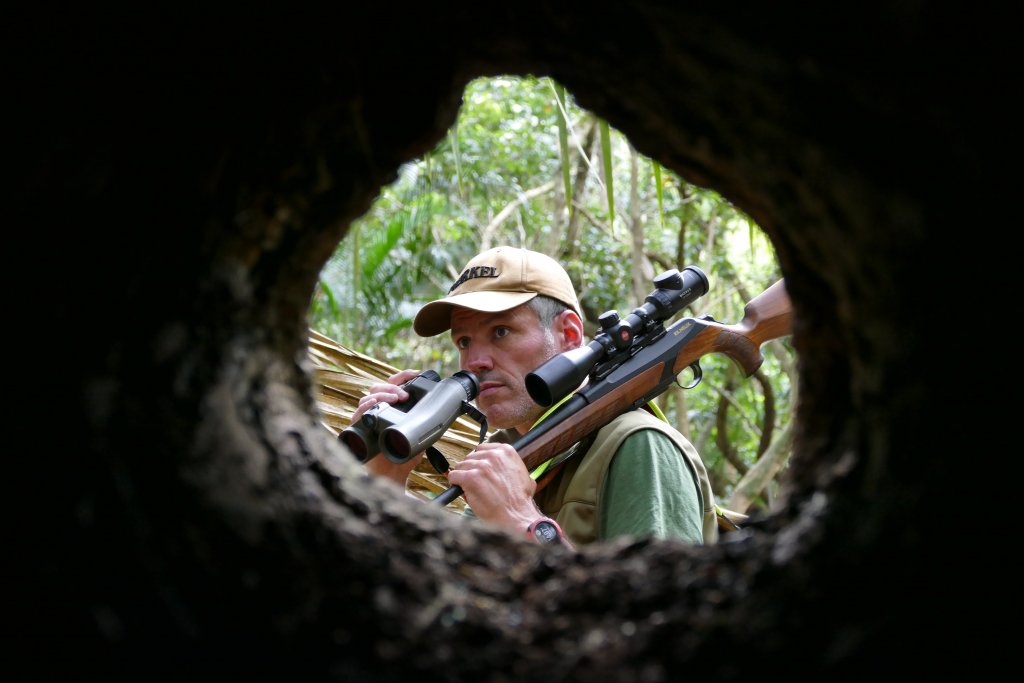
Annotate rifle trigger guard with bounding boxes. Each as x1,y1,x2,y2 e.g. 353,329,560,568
676,362,702,390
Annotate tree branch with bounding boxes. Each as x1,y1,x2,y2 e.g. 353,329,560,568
480,180,556,250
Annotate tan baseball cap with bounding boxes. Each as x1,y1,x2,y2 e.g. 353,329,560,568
413,246,582,337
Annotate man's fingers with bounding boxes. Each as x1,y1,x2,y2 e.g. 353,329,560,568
352,383,411,422
387,369,421,385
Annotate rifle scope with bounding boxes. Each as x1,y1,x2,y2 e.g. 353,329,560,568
525,266,709,407
339,370,480,463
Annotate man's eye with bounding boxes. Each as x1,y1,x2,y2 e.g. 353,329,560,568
495,327,510,339
456,337,470,349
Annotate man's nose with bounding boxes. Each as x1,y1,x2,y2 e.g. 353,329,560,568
464,346,493,373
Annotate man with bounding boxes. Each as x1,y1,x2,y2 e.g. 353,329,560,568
351,246,717,548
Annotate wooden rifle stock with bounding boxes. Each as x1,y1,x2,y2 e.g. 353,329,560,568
433,279,793,507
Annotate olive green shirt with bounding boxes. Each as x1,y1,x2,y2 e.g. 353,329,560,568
600,428,704,544
530,409,717,547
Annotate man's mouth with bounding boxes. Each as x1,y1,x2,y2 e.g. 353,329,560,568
477,380,503,399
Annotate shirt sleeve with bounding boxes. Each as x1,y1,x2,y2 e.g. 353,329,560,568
600,428,705,544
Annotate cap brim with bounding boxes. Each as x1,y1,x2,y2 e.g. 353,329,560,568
413,290,538,337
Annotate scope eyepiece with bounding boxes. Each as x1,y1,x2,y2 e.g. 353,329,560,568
526,344,601,407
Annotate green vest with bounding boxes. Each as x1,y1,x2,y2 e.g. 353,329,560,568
532,409,719,547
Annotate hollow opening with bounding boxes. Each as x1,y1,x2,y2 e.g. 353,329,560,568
309,75,795,532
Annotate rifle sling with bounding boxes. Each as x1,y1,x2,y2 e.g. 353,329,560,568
534,433,596,493
533,401,658,493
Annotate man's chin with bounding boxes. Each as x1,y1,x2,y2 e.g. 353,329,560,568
478,406,516,431
486,409,543,433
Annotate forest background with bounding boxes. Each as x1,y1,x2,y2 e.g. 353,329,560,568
309,75,794,514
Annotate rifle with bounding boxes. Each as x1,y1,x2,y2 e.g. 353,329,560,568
433,268,793,514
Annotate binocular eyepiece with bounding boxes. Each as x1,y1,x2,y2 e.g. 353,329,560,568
339,370,480,464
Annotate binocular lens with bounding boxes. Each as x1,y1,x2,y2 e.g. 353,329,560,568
383,430,412,461
340,430,369,461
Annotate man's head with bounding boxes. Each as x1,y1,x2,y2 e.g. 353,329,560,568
413,246,582,337
414,247,584,433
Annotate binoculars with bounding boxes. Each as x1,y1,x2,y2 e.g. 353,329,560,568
339,370,480,464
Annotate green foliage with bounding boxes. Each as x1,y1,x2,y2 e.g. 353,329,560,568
653,160,664,230
553,82,572,213
599,120,614,230
310,75,794,510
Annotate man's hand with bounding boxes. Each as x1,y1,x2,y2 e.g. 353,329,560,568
351,369,425,485
446,442,541,532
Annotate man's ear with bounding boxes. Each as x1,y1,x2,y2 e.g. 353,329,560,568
556,310,585,351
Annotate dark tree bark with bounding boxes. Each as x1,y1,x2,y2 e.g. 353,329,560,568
14,3,1002,681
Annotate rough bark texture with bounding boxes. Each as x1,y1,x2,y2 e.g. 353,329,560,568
15,3,1001,681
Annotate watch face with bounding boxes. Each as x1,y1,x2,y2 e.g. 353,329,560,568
532,521,560,544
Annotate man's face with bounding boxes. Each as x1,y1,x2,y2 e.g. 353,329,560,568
450,304,559,434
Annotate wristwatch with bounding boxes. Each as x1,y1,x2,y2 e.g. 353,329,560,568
527,517,566,545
